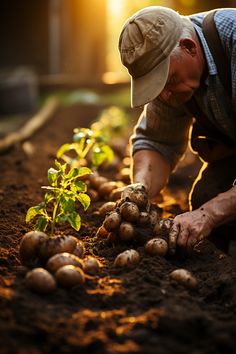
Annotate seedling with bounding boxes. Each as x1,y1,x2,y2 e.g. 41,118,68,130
26,160,91,236
56,127,114,169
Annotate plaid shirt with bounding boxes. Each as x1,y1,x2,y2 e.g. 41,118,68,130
131,8,236,169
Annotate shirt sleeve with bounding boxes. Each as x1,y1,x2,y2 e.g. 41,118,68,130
130,98,192,170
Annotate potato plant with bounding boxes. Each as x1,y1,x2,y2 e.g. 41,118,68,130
56,127,114,169
26,160,91,236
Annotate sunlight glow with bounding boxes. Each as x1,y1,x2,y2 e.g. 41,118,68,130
108,0,125,17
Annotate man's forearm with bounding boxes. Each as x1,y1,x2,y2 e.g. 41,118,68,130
200,186,236,226
131,149,171,199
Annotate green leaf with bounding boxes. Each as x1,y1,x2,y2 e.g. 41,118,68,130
60,196,76,213
68,212,81,231
54,160,67,174
35,216,48,232
78,167,92,177
44,192,54,204
71,180,87,193
66,167,79,179
77,193,91,211
25,204,44,223
92,144,114,167
48,167,59,186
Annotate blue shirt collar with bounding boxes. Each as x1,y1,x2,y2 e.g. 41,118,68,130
193,23,217,78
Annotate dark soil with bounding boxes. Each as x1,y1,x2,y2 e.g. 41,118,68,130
1,103,236,354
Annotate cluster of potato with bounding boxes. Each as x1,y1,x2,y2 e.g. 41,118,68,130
19,231,102,294
96,184,171,255
84,171,127,203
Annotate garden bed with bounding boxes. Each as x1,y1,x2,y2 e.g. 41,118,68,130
0,102,236,354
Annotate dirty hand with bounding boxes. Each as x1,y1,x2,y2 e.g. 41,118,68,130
168,208,215,254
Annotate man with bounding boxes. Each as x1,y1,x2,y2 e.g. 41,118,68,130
118,6,236,254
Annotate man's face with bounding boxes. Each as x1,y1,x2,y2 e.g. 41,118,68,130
158,46,203,107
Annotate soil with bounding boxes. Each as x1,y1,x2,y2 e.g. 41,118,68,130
1,103,236,354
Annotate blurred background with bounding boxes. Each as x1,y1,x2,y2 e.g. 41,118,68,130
0,0,235,114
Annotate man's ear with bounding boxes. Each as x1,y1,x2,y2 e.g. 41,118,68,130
179,38,197,56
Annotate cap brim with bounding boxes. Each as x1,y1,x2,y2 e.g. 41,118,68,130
131,56,170,108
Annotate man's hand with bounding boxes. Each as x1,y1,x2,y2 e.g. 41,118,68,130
168,208,215,254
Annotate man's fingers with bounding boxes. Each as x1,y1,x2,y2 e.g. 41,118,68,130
168,223,179,255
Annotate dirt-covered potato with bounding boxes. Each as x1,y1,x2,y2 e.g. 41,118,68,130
98,181,124,199
86,188,99,202
73,241,85,258
25,268,56,294
119,201,140,222
98,201,116,218
46,252,84,273
169,268,198,289
116,167,131,184
19,231,49,267
118,222,135,242
83,256,101,275
38,235,78,261
55,265,85,288
96,225,109,238
127,187,148,209
103,211,122,232
149,208,160,226
89,174,108,190
109,187,125,202
114,249,140,267
145,238,168,256
138,211,150,225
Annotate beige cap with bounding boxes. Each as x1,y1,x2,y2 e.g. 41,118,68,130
118,6,183,107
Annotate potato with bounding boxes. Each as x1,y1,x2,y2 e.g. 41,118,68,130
38,235,78,261
86,188,99,202
169,268,198,290
25,268,56,294
116,167,131,184
98,181,124,199
138,211,150,225
128,188,148,209
119,201,140,222
96,225,109,238
159,218,173,230
19,231,49,266
109,187,124,202
83,256,101,275
119,222,135,242
103,211,122,232
114,249,140,267
46,252,84,273
145,238,168,256
98,201,116,218
73,241,85,258
55,265,85,288
89,174,108,190
149,208,160,226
